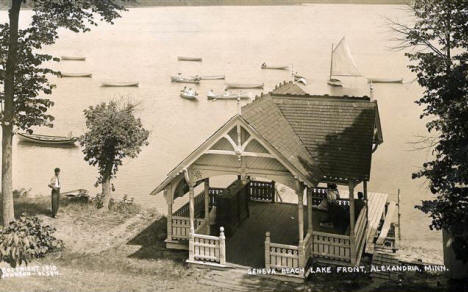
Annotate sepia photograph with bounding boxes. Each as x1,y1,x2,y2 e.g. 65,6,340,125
0,0,466,291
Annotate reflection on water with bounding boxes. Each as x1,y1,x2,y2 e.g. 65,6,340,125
1,4,440,256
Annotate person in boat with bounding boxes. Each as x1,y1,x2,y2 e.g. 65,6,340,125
48,168,61,218
261,62,266,69
182,86,187,92
208,89,215,97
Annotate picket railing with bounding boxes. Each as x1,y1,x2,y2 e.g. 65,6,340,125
189,227,226,265
171,216,205,240
265,232,300,270
248,180,275,202
311,231,352,263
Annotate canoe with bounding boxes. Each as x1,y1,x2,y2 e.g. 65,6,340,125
101,82,139,87
61,56,86,61
367,78,404,84
171,76,200,84
327,78,343,87
177,56,202,62
17,132,78,145
207,91,252,100
200,75,225,80
225,83,264,89
261,63,289,70
60,72,92,78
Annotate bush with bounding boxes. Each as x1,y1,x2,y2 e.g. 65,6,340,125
109,195,140,215
0,216,64,267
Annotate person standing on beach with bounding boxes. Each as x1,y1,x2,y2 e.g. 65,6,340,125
48,168,61,218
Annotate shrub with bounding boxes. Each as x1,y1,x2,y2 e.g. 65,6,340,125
0,216,64,267
109,195,140,215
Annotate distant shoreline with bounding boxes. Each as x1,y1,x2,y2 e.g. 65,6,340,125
0,0,411,10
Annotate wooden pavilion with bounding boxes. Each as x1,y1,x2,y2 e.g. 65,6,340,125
151,81,392,280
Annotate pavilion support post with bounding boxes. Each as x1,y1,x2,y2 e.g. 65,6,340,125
349,182,356,265
166,187,173,242
296,180,305,269
189,184,195,233
363,181,369,234
307,187,313,235
204,178,210,234
265,232,271,269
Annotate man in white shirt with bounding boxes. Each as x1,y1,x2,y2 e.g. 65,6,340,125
48,168,61,218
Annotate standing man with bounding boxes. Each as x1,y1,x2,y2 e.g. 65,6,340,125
48,168,61,218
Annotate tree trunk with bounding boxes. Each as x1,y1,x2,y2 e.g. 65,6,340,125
101,175,112,210
2,0,22,226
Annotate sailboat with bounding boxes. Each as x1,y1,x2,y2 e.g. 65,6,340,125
327,37,361,87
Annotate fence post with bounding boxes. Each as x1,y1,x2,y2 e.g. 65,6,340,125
189,231,194,261
265,232,271,269
219,227,226,265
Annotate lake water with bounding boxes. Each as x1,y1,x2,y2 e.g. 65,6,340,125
1,4,441,260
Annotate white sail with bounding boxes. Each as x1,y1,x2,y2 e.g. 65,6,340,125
331,37,361,77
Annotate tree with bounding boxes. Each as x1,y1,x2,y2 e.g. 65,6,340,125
392,0,468,262
80,101,149,210
0,0,125,225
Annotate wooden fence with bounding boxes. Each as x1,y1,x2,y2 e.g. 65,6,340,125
265,232,300,270
248,180,275,202
311,231,351,263
189,227,226,265
171,216,205,240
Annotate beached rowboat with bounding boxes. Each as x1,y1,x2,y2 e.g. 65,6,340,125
17,132,78,145
261,63,289,70
207,91,252,100
367,78,403,84
177,56,202,62
60,72,92,78
61,56,86,61
200,75,225,80
171,76,200,84
101,82,139,87
225,83,264,89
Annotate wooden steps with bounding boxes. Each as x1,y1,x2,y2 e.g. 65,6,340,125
365,193,388,254
376,201,396,245
371,252,399,281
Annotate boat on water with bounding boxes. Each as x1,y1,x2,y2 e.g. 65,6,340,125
101,82,139,87
60,72,92,78
327,36,362,87
177,56,202,62
261,63,289,70
61,56,86,61
171,75,201,84
180,88,198,100
200,75,225,80
17,132,78,146
293,72,307,85
225,83,264,89
207,90,252,100
367,77,404,84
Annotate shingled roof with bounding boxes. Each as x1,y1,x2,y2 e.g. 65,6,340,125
242,81,383,183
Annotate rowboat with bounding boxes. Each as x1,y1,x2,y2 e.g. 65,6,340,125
293,72,307,85
207,91,252,100
261,63,289,70
225,83,264,89
180,88,198,100
327,78,343,87
17,132,78,145
367,78,403,84
101,82,139,87
171,75,200,84
200,75,225,80
60,72,92,78
177,56,202,62
61,56,86,61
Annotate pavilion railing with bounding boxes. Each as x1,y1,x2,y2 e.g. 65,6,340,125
248,180,275,202
311,231,352,263
171,217,205,240
189,227,226,265
265,232,300,271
